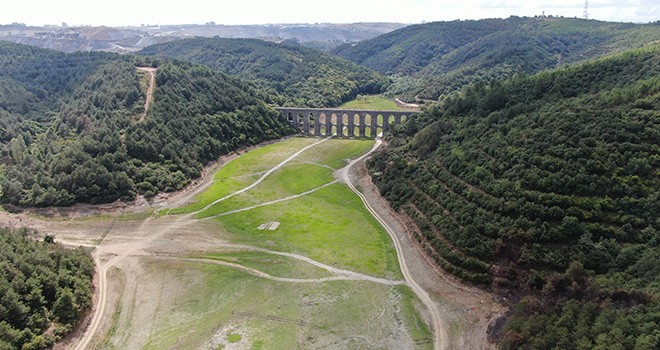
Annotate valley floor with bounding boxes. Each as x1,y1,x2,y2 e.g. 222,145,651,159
0,136,502,349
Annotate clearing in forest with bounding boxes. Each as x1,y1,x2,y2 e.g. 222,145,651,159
135,67,157,121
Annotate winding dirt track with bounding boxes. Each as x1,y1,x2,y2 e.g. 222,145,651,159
139,253,405,286
205,243,405,285
339,139,447,350
72,216,193,350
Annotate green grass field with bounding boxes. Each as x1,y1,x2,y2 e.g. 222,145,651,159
175,137,372,215
194,162,334,217
194,138,374,217
339,95,404,110
210,183,402,278
178,137,397,277
293,138,374,169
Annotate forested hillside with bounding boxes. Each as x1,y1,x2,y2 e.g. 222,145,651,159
334,17,660,101
368,45,660,348
0,42,293,207
0,227,94,349
138,37,389,107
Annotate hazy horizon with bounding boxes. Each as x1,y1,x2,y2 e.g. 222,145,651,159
2,0,658,27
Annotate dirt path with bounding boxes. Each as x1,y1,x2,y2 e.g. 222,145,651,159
345,142,503,349
203,243,405,285
394,98,421,110
146,255,406,286
204,180,338,218
73,216,193,350
136,67,156,122
192,137,331,216
337,139,448,350
71,208,406,349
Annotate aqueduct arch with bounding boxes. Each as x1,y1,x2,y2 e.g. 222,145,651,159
275,108,416,138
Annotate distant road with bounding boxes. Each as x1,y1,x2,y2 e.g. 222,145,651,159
395,98,421,110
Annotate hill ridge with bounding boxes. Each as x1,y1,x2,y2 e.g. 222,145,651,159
333,16,660,101
138,37,389,108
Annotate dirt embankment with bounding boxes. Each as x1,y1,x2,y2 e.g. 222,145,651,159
348,148,505,350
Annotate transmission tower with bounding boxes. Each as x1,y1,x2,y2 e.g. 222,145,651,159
583,0,589,20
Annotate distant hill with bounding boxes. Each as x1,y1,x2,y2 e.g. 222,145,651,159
149,22,408,45
368,45,660,348
139,37,389,107
333,17,660,100
0,42,292,207
0,22,407,53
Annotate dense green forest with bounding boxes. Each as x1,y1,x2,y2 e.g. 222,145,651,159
0,227,94,349
138,37,389,107
368,45,660,348
333,17,660,101
0,42,293,206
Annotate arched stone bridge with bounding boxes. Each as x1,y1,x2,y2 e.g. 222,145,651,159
275,107,417,138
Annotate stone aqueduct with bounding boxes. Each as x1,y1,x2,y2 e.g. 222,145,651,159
275,108,417,138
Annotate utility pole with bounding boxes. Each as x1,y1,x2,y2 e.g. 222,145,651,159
583,0,589,20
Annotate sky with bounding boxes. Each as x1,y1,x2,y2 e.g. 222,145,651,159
1,0,658,27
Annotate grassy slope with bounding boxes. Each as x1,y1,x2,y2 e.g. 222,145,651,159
170,137,319,214
195,162,334,216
